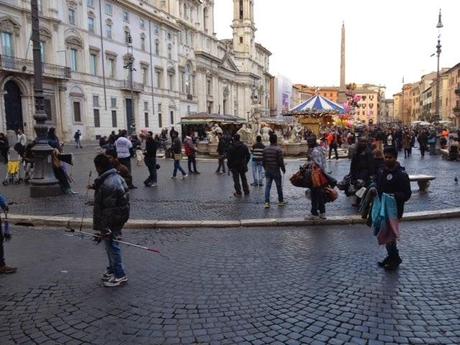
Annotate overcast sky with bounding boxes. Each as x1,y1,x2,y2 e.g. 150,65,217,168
214,0,460,98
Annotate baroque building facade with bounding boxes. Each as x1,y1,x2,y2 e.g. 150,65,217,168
0,0,271,140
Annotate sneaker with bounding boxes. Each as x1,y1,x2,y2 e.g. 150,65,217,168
264,202,270,209
182,174,188,179
278,201,287,207
306,214,319,220
171,176,177,179
319,213,327,219
194,171,201,174
0,265,17,274
233,192,242,197
101,272,114,282
250,182,258,186
150,183,158,187
103,275,128,287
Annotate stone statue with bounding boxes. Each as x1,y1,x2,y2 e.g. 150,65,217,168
237,124,252,143
261,125,271,143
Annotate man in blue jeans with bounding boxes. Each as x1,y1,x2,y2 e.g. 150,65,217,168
251,135,265,186
262,134,286,208
92,154,130,287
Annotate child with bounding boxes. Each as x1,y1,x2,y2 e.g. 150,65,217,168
372,146,411,270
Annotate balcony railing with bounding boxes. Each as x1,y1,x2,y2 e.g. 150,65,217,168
0,55,71,79
121,80,144,92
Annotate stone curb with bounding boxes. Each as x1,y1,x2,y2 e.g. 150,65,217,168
8,207,460,230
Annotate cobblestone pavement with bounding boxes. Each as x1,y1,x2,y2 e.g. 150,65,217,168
1,220,459,344
0,144,459,220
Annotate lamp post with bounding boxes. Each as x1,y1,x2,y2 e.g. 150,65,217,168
29,0,61,197
124,33,136,134
434,9,443,122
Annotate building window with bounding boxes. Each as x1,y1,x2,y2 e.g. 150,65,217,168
93,95,99,107
111,97,117,108
170,111,174,125
155,70,162,88
1,32,14,57
204,7,209,32
167,44,172,60
107,57,115,78
168,74,174,91
73,101,81,122
140,35,145,51
39,41,45,62
88,16,95,33
69,8,76,25
207,78,212,95
125,30,131,44
105,3,112,15
105,23,112,39
144,112,149,127
158,103,162,128
142,67,148,85
87,0,94,8
155,39,160,55
140,18,145,29
70,48,78,72
239,37,243,44
111,110,117,127
239,0,244,19
90,53,97,75
123,11,129,23
94,109,100,127
144,101,148,111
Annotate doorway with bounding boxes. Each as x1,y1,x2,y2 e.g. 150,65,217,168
3,80,23,131
125,98,135,133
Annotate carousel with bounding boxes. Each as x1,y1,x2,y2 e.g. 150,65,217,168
284,94,345,135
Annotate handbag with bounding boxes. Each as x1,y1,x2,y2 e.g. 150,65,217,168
173,153,182,160
324,187,338,203
311,164,328,188
290,164,312,188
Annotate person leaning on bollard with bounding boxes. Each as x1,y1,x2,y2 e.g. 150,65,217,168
0,194,16,274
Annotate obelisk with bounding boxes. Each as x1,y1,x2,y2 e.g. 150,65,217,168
338,22,346,103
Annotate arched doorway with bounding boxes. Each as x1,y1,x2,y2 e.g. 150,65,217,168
3,80,23,131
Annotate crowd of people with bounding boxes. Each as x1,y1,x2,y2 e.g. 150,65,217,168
0,122,458,282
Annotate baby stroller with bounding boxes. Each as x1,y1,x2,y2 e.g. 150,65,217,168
3,154,22,185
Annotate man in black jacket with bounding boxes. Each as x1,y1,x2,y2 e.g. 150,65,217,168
375,146,411,271
143,132,159,187
227,134,250,196
93,154,130,287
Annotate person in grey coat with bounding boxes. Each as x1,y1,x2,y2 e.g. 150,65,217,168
92,154,130,287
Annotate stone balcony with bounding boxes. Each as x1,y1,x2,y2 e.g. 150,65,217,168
0,55,71,79
121,80,144,92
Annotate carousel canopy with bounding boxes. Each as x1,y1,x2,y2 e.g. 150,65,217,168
180,113,247,125
286,95,344,115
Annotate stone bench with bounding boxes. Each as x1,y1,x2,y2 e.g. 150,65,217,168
409,174,435,192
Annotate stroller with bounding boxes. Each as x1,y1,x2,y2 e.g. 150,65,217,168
3,153,22,185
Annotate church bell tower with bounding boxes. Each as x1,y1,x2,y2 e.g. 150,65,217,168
232,0,256,55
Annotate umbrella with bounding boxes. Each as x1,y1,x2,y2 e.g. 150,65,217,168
288,95,345,115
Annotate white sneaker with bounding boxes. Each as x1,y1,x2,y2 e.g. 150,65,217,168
150,183,158,187
103,275,128,287
182,174,188,179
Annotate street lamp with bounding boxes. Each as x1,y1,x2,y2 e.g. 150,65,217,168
123,33,136,134
29,0,61,197
434,9,443,122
